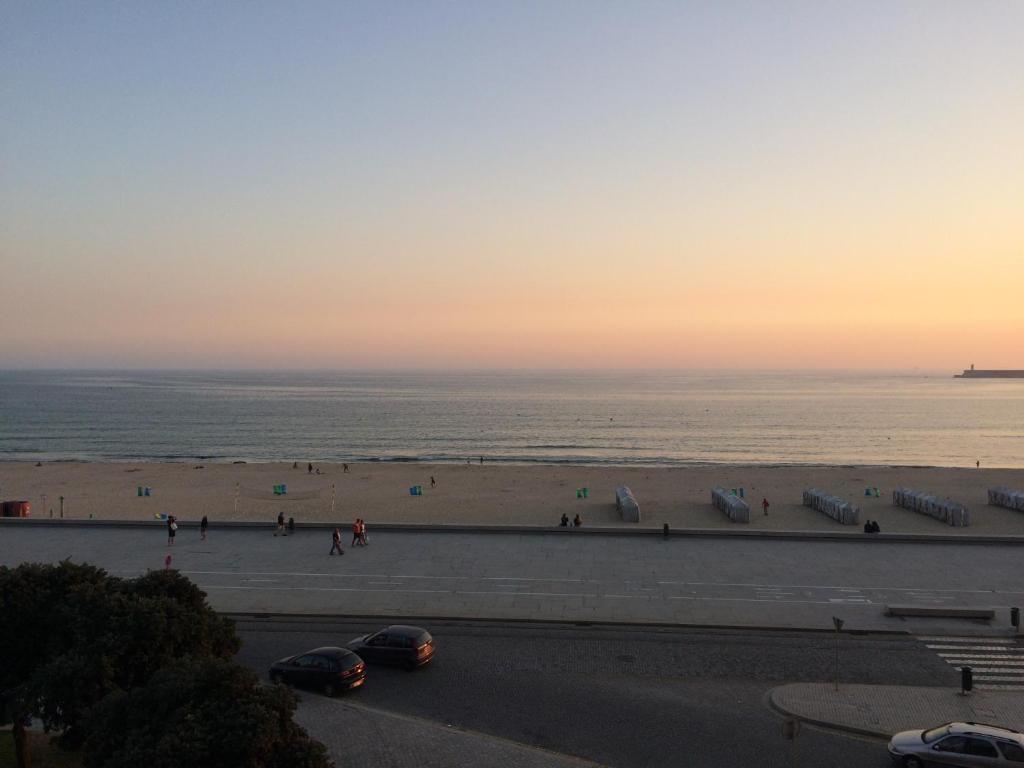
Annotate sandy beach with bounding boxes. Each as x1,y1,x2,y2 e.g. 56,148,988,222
2,461,1023,535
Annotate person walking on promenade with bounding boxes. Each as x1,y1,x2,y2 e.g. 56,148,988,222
573,513,582,527
275,511,286,536
330,527,344,556
167,515,177,545
359,519,368,546
352,518,361,547
200,515,208,541
762,498,770,516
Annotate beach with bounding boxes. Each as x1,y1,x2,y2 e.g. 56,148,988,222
2,461,1023,534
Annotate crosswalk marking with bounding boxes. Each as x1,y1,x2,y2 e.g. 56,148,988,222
937,655,1024,663
917,635,1024,692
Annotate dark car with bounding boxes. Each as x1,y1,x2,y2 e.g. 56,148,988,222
347,625,435,669
269,646,365,696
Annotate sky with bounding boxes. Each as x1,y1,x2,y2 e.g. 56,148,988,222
2,1,1022,370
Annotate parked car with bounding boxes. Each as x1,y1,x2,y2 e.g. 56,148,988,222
347,625,435,669
269,646,366,695
889,721,1024,766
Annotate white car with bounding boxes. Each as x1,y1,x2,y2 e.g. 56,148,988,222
888,722,1024,766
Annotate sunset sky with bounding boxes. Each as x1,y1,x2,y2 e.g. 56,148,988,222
2,2,1022,369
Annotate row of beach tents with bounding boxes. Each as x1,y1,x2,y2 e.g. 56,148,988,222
610,485,1024,528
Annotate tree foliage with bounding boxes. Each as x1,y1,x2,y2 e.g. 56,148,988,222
83,659,331,768
0,562,240,748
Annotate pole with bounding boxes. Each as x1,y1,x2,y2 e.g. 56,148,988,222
834,631,840,691
831,616,844,691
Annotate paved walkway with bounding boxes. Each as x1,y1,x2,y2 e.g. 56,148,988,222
295,696,604,768
771,683,1024,738
2,525,1023,633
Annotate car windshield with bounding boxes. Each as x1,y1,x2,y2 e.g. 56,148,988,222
923,726,951,744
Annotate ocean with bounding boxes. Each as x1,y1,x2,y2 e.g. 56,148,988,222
1,370,1022,468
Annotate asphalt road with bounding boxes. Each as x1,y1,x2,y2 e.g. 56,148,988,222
233,617,957,768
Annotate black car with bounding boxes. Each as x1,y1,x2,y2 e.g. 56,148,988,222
347,625,435,669
269,646,365,695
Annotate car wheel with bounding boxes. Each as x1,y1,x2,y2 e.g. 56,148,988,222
903,757,923,768
323,682,337,697
270,672,284,685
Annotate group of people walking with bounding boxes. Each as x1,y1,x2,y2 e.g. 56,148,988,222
329,518,368,555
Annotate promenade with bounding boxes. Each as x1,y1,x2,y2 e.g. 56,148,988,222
2,522,1021,634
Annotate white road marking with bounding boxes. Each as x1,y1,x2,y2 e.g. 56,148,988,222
959,668,1024,673
941,660,1024,667
916,636,1016,643
657,581,1024,595
927,645,1016,652
976,684,1024,691
937,653,1024,660
974,675,1024,682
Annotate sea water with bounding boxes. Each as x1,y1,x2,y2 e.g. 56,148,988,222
1,370,1022,467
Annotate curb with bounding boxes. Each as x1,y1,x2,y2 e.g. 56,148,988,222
2,517,1023,545
223,611,914,637
767,687,892,740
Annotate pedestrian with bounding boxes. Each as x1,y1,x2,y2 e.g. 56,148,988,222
308,462,313,474
976,460,980,469
293,461,298,469
359,520,368,546
200,515,208,541
330,527,344,556
573,513,582,527
871,520,881,533
275,511,286,536
352,518,361,547
560,513,569,527
164,554,173,570
343,463,349,473
430,475,436,489
167,515,177,545
863,519,872,533
479,456,484,465
762,498,770,516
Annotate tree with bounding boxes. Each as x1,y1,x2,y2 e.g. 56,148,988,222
0,562,241,760
83,659,332,768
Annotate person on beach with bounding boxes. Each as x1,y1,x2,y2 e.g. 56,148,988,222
330,527,344,555
560,513,569,527
167,515,177,545
275,511,286,536
479,456,484,465
573,513,582,527
343,463,349,473
977,460,980,469
200,515,208,541
352,518,362,546
430,475,436,489
359,520,368,546
762,498,770,516
307,462,313,474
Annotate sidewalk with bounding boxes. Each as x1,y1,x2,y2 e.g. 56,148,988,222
294,695,605,768
770,683,1024,739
